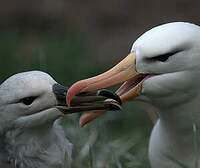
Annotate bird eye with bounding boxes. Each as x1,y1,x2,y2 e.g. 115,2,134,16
151,52,177,62
20,96,37,105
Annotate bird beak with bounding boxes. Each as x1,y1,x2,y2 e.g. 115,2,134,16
53,84,122,115
66,51,148,126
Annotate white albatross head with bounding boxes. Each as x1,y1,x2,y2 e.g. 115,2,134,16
66,22,200,126
132,22,200,107
0,71,62,131
0,71,120,133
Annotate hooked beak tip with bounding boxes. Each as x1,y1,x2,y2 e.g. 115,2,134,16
66,80,87,106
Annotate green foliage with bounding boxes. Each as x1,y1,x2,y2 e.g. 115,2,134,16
0,30,107,85
61,103,151,168
165,154,189,168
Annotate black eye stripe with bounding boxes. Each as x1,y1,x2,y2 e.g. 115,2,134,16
20,96,37,105
150,51,178,62
153,53,172,62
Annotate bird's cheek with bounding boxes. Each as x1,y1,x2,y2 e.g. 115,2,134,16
140,79,167,98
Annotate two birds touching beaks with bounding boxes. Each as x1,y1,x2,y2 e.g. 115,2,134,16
1,22,200,168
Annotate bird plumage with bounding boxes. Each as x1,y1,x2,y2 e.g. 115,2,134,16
0,71,72,168
131,22,200,168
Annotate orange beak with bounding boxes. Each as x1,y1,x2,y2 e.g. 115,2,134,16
66,51,148,127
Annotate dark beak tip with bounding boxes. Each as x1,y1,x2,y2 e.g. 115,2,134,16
53,83,69,103
98,89,122,105
104,102,122,111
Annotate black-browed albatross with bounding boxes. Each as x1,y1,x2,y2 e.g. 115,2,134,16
67,22,200,168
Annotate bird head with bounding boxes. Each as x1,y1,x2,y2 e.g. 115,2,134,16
66,22,200,126
0,71,121,132
0,71,65,132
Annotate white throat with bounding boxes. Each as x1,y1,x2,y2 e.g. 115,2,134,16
149,94,200,168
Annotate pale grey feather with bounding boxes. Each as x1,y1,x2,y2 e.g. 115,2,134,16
0,71,72,168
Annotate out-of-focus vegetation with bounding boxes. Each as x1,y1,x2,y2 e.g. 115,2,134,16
0,0,199,167
0,31,97,84
62,102,151,168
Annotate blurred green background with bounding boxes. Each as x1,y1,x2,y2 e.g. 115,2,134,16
0,0,199,167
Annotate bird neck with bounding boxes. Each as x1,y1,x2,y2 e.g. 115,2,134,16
150,94,200,167
159,94,200,132
0,121,72,168
0,134,10,167
149,94,200,168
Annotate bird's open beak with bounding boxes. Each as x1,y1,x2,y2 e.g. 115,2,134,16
66,51,149,126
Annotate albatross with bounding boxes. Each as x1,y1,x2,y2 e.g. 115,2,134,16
0,71,121,168
66,22,200,168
